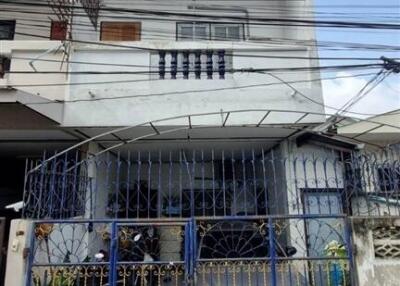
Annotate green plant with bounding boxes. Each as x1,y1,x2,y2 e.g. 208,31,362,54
324,240,347,258
324,240,349,286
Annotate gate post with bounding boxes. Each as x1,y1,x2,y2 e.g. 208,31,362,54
184,219,197,286
269,217,277,286
108,221,118,286
191,218,197,286
24,221,35,286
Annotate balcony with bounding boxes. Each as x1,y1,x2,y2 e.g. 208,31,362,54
155,50,229,80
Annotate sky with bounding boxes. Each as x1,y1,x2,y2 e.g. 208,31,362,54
315,0,400,118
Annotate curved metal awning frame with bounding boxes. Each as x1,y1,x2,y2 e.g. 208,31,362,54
28,108,400,173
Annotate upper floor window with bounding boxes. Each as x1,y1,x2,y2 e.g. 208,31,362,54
212,24,243,40
50,21,68,40
177,22,244,41
0,20,16,40
100,22,141,41
177,22,209,40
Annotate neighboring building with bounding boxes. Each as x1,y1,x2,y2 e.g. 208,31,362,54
0,1,399,286
337,112,400,286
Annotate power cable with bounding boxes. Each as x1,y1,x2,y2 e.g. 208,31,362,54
1,0,400,30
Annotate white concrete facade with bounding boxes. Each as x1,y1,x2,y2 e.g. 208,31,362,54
1,0,325,128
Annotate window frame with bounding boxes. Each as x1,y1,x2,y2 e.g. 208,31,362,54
50,21,68,41
100,21,142,41
211,23,245,41
0,20,16,40
176,21,211,41
176,21,245,41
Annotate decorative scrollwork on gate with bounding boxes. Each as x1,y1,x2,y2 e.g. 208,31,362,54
197,220,269,259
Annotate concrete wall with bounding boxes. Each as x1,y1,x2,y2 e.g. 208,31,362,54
1,0,325,127
352,217,400,286
74,0,317,42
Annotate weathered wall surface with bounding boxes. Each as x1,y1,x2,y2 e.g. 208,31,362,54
352,217,400,286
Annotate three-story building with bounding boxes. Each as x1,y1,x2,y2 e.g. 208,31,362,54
1,1,399,286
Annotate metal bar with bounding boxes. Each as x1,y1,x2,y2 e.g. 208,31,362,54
22,158,30,218
137,151,141,218
242,150,248,216
190,218,196,285
261,149,269,215
149,122,161,135
351,123,384,139
231,151,237,216
294,112,309,124
167,151,173,219
108,221,118,286
222,112,230,127
60,152,69,219
191,151,196,218
252,149,258,215
37,153,48,218
126,151,131,218
256,111,271,127
188,115,192,129
212,149,216,217
201,150,206,217
115,152,121,219
179,151,183,218
222,150,227,216
48,151,58,218
158,150,162,218
184,221,190,284
270,149,279,214
71,150,79,217
30,214,349,224
269,217,277,286
147,151,152,218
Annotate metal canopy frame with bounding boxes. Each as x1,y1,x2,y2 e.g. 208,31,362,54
27,108,400,173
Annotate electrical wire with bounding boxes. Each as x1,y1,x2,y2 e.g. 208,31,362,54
335,70,392,115
1,0,400,30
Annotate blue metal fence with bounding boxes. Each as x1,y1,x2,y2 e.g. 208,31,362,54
23,149,400,220
27,216,352,286
22,148,400,285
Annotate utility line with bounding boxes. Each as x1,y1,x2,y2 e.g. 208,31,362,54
5,30,400,56
5,21,400,52
4,63,383,75
335,70,390,115
1,0,399,30
0,71,378,89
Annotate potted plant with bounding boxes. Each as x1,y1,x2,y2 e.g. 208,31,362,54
324,240,349,286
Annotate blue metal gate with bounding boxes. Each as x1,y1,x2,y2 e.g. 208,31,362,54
23,147,400,286
26,216,353,286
